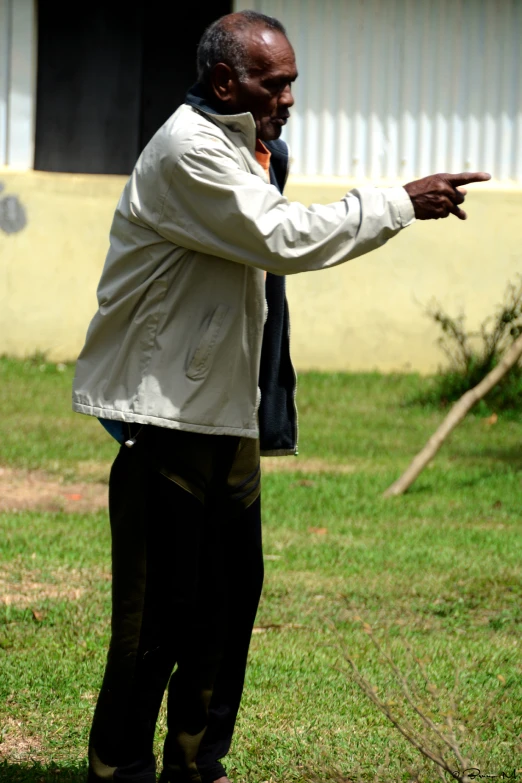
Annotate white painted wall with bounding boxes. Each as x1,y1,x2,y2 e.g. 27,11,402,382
0,0,36,169
234,0,522,183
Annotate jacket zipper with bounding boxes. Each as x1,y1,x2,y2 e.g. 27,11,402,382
125,423,144,448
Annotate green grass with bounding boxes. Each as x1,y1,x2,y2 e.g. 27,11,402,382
0,356,118,479
1,357,521,782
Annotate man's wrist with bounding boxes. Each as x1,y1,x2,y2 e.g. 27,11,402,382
385,186,416,227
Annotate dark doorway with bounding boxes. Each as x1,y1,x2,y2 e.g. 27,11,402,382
34,1,231,175
139,3,231,152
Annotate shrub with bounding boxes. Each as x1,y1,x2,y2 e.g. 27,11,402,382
417,277,522,411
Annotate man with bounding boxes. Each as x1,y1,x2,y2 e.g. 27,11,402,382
73,10,490,783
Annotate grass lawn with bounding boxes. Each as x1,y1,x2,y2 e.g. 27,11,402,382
0,357,521,782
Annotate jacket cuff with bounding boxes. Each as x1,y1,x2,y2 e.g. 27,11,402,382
385,186,416,227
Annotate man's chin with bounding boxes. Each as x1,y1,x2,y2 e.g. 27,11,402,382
258,124,282,142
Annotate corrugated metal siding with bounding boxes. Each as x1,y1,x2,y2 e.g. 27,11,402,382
0,0,10,164
0,0,36,168
234,0,522,182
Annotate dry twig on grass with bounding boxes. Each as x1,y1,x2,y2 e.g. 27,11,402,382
331,618,479,783
384,332,522,497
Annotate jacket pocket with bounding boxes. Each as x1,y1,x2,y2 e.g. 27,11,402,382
186,304,232,381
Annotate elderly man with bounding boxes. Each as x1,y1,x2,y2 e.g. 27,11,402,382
73,9,489,783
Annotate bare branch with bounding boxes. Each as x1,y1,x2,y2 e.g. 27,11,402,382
365,628,452,750
384,332,522,497
329,617,481,783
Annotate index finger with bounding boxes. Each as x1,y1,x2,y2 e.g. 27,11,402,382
444,172,491,187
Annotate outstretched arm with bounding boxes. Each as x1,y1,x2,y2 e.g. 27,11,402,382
155,143,415,275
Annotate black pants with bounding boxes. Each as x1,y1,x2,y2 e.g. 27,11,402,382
88,433,264,783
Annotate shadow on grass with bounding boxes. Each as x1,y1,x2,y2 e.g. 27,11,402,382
0,761,87,783
387,460,519,496
455,445,522,471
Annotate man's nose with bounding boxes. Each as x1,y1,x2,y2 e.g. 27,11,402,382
280,84,294,108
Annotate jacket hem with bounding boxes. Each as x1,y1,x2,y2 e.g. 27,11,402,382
260,448,298,457
72,402,259,439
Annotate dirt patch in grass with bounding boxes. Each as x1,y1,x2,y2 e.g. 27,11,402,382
0,467,108,513
262,456,356,474
0,564,110,608
0,717,44,762
0,574,85,608
0,459,355,513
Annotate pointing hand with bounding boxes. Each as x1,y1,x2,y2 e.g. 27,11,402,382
403,172,491,220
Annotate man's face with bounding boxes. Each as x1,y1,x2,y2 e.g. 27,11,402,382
213,27,298,141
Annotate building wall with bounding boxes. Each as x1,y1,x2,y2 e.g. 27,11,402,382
0,171,124,359
235,0,522,183
284,179,522,372
1,0,521,372
0,0,36,169
2,170,521,372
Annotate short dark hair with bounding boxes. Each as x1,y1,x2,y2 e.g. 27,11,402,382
197,10,287,86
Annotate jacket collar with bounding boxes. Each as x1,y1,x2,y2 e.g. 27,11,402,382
185,83,289,194
185,83,257,154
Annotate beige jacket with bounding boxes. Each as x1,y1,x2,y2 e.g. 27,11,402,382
72,101,415,438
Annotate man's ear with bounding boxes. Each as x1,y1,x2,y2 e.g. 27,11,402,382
210,62,237,104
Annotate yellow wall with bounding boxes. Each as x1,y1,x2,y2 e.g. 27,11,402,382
285,178,522,372
1,169,521,372
0,171,125,361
